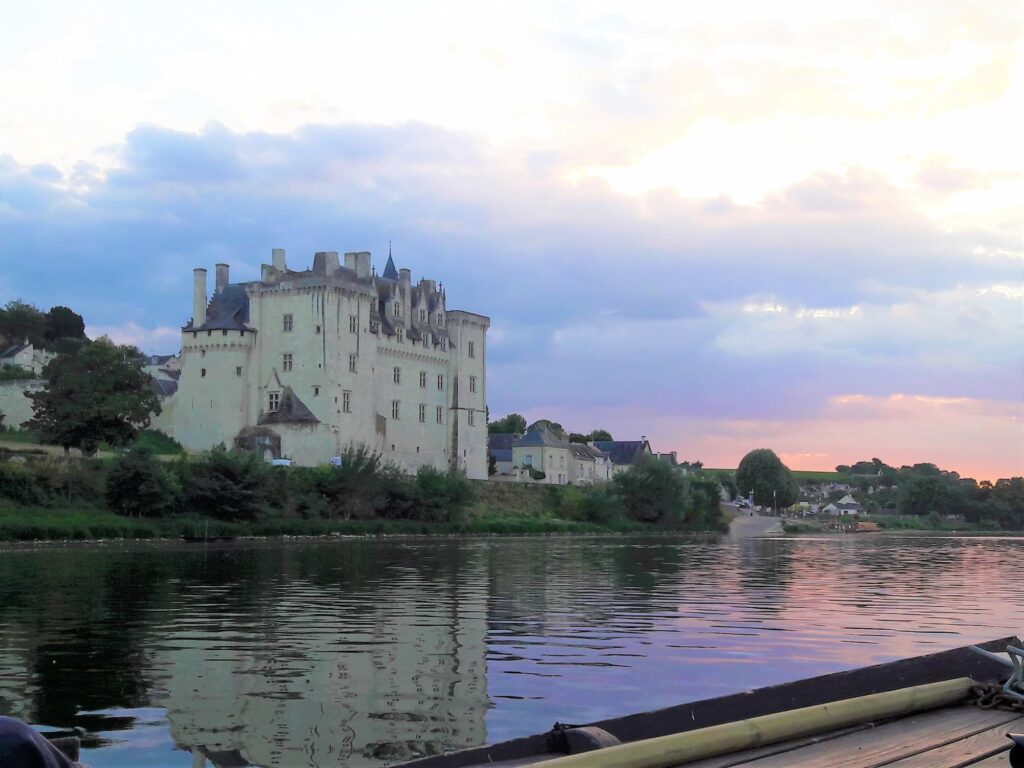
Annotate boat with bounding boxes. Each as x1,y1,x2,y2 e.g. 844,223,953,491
398,636,1024,768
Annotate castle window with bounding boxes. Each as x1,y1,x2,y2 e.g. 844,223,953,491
268,392,280,412
393,302,402,318
349,354,357,373
418,403,426,423
419,309,426,322
239,330,244,337
349,314,357,333
437,313,444,327
282,353,293,372
201,368,206,377
207,330,212,337
468,341,475,358
222,330,228,336
235,366,242,377
201,349,206,357
436,406,444,424
419,371,427,388
440,338,447,351
393,366,401,384
468,410,475,426
313,386,320,396
392,400,400,419
315,325,321,335
422,333,430,347
283,314,293,332
397,328,404,343
437,374,444,391
469,375,477,393
524,454,533,467
342,391,351,412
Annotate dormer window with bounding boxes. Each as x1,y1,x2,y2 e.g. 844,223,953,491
397,328,404,343
393,302,402,318
419,309,426,322
268,392,280,412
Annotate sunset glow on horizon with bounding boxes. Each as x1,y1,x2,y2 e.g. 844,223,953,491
1,0,1021,479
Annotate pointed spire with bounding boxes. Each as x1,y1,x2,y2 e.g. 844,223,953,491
382,243,399,280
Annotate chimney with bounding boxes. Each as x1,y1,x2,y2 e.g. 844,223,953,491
272,248,286,271
355,251,371,279
215,263,229,293
313,251,339,275
399,268,411,284
344,252,357,271
193,268,208,327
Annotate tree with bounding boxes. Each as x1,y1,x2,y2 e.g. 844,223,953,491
569,429,614,443
185,447,271,521
735,448,799,509
488,413,527,435
44,306,86,344
487,452,497,476
0,300,48,348
527,419,566,438
27,340,160,455
612,455,689,524
106,447,180,517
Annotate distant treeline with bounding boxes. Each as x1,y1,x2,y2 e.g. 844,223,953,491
0,446,727,538
834,458,1024,529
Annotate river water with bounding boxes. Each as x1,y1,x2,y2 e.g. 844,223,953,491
0,534,1020,767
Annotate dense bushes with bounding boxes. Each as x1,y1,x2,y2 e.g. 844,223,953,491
0,444,730,535
106,447,181,517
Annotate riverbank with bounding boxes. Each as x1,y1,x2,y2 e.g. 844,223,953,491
781,515,1019,534
0,499,728,543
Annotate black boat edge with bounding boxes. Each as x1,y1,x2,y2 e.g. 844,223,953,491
398,635,1022,768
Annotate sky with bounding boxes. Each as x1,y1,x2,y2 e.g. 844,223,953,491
1,0,1021,479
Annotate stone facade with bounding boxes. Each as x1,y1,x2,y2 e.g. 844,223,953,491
0,378,43,428
162,248,489,478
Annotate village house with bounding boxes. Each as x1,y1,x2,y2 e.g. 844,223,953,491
154,248,489,477
591,438,653,475
822,494,865,516
0,341,54,376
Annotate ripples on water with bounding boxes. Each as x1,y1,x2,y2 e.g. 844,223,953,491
0,535,1020,767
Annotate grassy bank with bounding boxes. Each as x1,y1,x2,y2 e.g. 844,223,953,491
0,502,665,542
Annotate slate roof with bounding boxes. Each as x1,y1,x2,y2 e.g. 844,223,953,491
516,428,570,449
592,440,650,466
569,443,608,461
257,387,320,425
186,283,253,331
382,255,399,280
0,343,28,359
488,433,520,452
150,379,179,398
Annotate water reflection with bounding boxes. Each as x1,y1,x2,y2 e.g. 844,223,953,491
0,535,1021,767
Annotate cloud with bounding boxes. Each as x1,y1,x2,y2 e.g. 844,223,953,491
1,121,1020,477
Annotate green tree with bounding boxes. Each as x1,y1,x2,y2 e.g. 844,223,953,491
527,419,566,439
613,455,689,524
44,306,86,344
106,447,180,517
0,300,48,348
569,429,614,443
28,341,160,456
411,466,476,523
686,475,726,530
735,448,799,509
488,413,527,434
184,447,271,521
305,445,391,520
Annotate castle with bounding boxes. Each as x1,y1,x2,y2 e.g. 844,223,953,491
159,248,489,478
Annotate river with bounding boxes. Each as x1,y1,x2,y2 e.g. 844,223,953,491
0,534,1020,767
